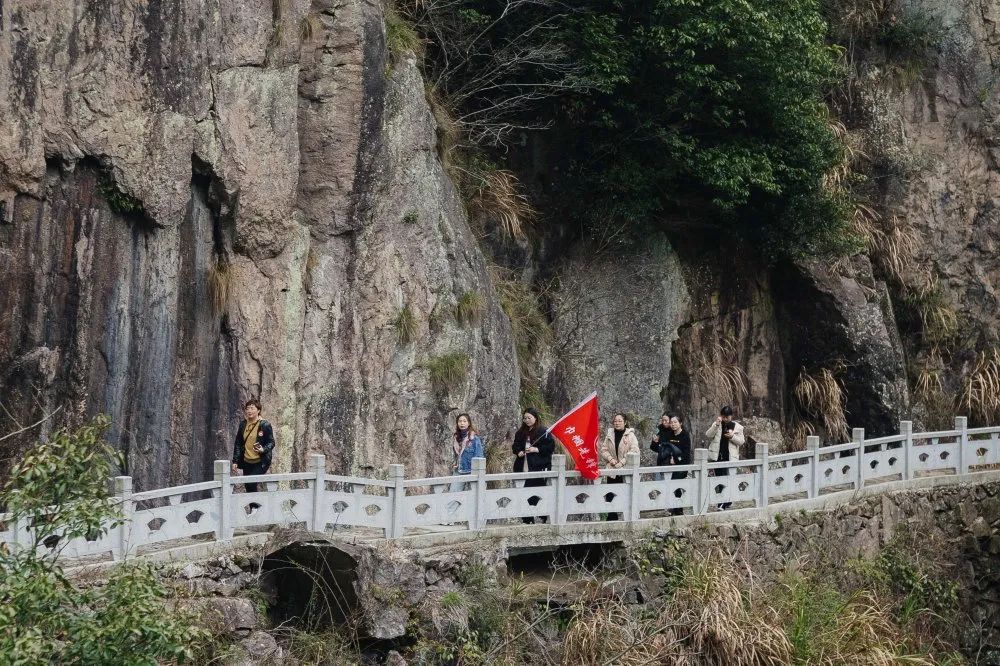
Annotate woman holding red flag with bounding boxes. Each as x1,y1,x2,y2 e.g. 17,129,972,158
512,408,554,524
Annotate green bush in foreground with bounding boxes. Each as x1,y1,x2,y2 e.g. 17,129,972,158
0,415,205,664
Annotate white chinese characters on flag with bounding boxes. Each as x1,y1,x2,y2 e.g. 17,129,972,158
546,392,600,480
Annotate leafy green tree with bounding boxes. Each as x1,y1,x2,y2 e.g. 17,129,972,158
0,415,204,664
558,0,852,255
413,0,855,257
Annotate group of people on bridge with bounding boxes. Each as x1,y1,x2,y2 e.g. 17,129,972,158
229,398,750,519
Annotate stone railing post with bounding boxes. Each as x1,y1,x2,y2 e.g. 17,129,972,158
551,454,567,526
807,436,820,498
214,460,233,542
900,420,913,480
755,442,769,509
627,452,641,522
694,448,710,515
310,454,326,532
956,416,969,475
472,457,487,530
113,476,133,561
11,514,27,553
853,428,865,489
388,464,405,539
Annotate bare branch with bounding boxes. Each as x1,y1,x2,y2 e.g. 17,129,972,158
0,406,63,444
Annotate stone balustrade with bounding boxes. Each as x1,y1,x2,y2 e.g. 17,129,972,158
2,417,998,562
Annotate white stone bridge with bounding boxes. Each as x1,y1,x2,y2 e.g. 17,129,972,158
3,418,999,564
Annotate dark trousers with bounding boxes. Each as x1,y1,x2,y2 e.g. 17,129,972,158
715,466,732,509
604,475,625,521
240,460,269,493
521,477,548,524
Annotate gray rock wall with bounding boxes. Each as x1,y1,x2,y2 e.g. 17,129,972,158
0,1,518,486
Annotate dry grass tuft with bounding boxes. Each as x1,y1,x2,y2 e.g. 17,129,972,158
694,334,750,405
426,352,469,394
393,304,418,345
852,205,917,285
960,348,1000,423
466,166,535,241
207,261,231,314
658,552,793,665
485,441,509,475
776,576,938,666
824,0,895,41
793,366,850,442
913,346,945,403
454,290,486,326
904,279,959,345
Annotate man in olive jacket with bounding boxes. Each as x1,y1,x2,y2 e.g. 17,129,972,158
231,398,275,493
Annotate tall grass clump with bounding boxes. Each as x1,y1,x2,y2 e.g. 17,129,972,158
793,365,850,442
463,160,535,241
385,5,424,68
693,334,750,408
394,304,418,345
960,348,1000,424
454,290,486,326
207,260,231,314
427,352,469,393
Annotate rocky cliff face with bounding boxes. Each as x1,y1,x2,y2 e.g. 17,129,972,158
0,0,517,488
1,0,997,485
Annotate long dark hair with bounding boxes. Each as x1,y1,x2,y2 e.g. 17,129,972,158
518,408,544,438
455,412,475,439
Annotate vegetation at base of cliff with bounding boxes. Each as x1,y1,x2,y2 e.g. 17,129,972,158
0,415,205,663
287,537,963,665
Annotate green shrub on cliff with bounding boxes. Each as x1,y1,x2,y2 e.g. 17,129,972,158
0,416,204,664
410,0,852,257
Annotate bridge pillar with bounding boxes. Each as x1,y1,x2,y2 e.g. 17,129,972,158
853,428,865,489
214,460,233,542
806,436,820,498
472,457,487,530
755,443,769,509
551,455,566,525
113,475,133,561
900,420,913,480
956,416,969,475
626,452,641,522
694,448,709,515
310,454,326,532
388,464,405,539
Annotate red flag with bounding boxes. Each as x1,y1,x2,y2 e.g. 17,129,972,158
547,392,600,480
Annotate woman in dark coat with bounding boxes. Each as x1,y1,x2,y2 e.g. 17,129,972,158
512,408,554,524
